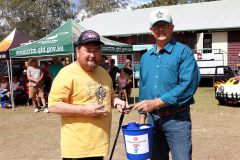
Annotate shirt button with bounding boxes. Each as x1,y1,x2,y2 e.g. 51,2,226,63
157,65,159,67
159,55,161,57
156,76,158,78
155,86,157,88
155,97,157,99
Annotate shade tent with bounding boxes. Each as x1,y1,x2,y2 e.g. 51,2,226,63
10,19,133,58
9,19,134,111
0,29,34,60
0,63,24,77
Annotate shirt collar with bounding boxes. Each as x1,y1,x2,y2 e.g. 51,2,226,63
150,37,176,55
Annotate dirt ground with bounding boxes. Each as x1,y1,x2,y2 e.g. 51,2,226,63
0,87,239,160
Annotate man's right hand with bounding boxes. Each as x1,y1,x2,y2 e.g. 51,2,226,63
36,79,41,85
81,103,107,116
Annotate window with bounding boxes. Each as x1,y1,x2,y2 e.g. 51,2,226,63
203,34,212,53
137,34,148,44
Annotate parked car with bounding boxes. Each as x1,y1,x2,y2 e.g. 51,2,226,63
214,66,239,104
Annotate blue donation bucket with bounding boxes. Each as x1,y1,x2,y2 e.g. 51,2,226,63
121,122,154,160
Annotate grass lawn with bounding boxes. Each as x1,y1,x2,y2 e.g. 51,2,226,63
0,87,239,160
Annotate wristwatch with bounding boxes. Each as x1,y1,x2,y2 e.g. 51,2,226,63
115,103,120,108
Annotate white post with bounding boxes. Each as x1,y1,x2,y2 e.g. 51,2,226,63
10,58,14,111
7,60,12,105
132,54,135,104
72,53,74,63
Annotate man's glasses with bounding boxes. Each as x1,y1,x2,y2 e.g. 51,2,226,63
152,23,170,29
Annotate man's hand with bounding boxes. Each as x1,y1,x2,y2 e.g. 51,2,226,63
81,103,107,116
36,79,41,85
133,100,156,113
114,99,131,114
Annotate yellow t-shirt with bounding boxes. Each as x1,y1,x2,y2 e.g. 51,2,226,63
48,62,116,158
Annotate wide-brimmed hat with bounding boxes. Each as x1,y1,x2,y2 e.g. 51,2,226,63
28,57,38,64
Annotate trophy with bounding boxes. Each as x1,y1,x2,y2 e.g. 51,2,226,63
94,84,107,111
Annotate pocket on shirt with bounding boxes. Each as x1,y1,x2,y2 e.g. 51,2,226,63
161,62,179,84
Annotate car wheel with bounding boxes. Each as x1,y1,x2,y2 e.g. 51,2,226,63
218,100,225,104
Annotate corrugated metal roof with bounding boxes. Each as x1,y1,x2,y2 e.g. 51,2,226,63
79,0,240,36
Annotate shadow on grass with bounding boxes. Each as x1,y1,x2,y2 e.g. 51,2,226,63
217,103,240,108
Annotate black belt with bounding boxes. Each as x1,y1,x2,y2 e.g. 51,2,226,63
153,106,189,116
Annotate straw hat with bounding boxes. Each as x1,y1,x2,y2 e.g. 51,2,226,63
28,57,38,64
52,56,58,60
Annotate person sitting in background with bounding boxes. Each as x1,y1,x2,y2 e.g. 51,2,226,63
7,74,28,105
123,59,135,98
0,76,9,91
0,76,9,107
117,69,132,103
12,76,20,92
2,76,20,106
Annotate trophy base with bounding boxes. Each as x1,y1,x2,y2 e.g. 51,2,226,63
99,107,105,111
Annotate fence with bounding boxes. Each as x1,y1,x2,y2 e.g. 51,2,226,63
192,49,239,76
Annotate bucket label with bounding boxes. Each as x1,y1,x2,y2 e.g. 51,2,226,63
125,134,149,154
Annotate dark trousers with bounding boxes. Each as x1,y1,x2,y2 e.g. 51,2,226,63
63,157,103,160
113,82,116,91
8,91,26,104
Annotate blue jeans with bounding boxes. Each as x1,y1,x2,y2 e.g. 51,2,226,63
0,90,7,104
147,107,192,160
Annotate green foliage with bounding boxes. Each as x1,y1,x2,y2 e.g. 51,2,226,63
0,0,76,41
78,0,131,21
131,0,218,10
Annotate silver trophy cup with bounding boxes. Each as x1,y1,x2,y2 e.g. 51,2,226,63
94,84,107,111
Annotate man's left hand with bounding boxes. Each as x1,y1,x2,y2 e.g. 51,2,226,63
133,100,156,113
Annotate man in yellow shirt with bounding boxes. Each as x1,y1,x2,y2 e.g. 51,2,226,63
48,30,129,160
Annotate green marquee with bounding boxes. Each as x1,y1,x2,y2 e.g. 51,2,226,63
10,19,133,58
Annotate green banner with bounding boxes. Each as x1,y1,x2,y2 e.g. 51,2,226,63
10,19,132,58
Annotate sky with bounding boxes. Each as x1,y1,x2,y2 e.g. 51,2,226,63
70,0,151,11
69,0,151,20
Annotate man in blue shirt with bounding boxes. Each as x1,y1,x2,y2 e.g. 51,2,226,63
133,9,201,160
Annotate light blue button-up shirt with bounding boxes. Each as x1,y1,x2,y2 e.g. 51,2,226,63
139,38,201,112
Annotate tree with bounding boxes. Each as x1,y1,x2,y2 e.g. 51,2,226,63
0,0,76,41
77,0,131,21
131,0,218,10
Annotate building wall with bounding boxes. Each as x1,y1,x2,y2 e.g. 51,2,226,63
228,30,240,71
197,32,204,50
211,32,228,66
228,30,240,60
148,34,155,44
107,30,240,69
